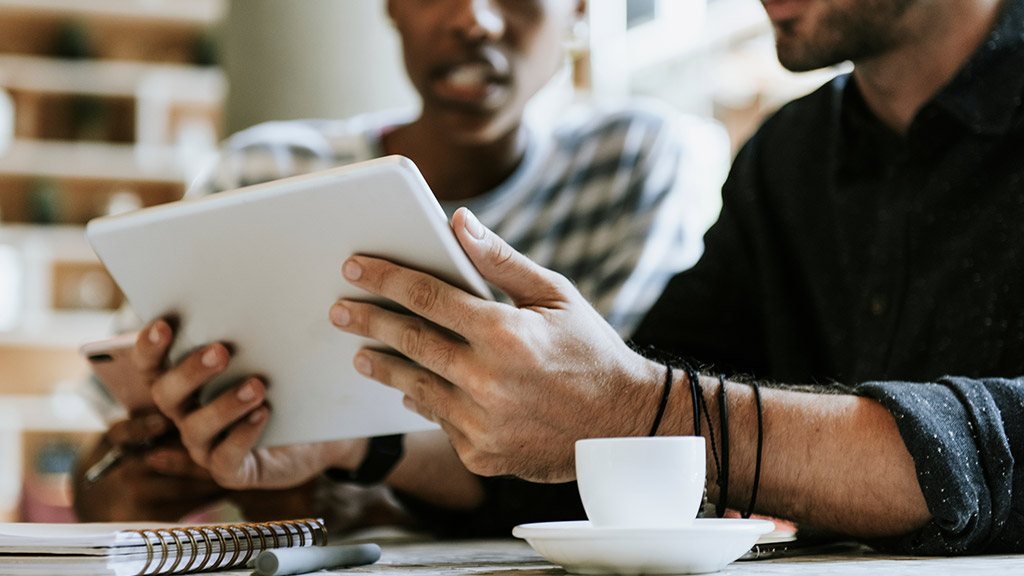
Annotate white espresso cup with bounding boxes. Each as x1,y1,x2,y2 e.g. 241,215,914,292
575,436,706,529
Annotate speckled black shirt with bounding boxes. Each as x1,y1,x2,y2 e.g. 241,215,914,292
397,1,1024,550
633,0,1024,555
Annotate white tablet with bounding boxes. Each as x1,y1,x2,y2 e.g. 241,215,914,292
86,156,491,447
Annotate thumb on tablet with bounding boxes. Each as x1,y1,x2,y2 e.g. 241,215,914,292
452,208,570,308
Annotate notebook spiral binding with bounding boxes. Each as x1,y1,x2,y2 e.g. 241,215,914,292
125,518,327,576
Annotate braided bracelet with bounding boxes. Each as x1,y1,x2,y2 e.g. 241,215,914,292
676,357,708,517
695,378,721,516
648,363,674,436
679,359,702,437
717,374,730,518
742,379,764,518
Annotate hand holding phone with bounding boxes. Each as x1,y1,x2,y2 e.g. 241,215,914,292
80,331,163,485
80,332,156,411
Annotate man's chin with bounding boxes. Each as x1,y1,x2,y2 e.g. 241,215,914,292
773,35,843,73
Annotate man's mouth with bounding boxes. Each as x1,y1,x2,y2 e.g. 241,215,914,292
446,62,500,88
762,0,811,23
431,49,511,107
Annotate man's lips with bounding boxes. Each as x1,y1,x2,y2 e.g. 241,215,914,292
430,48,510,106
762,0,812,23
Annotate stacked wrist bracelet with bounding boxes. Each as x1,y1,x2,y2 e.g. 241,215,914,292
717,374,730,518
743,379,764,519
648,355,764,520
680,359,702,437
648,364,674,436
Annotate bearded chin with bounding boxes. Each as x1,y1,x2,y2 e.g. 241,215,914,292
770,0,915,73
772,22,848,72
776,46,839,72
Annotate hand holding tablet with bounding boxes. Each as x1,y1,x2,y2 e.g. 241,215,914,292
86,156,490,447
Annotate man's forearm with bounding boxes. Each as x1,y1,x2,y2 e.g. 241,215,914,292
380,376,932,538
663,373,931,538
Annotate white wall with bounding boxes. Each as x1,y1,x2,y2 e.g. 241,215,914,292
220,0,417,134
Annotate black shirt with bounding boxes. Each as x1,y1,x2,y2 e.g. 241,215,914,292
400,0,1024,552
633,0,1024,555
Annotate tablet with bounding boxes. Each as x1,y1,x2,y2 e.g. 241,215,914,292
86,156,491,447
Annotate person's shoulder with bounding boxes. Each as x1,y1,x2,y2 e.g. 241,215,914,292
188,108,416,197
726,74,850,199
222,118,331,148
222,108,413,152
317,108,417,141
754,74,849,141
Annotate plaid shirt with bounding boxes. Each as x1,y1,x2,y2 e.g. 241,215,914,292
188,102,726,336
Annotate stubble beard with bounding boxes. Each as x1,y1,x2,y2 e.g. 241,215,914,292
771,0,918,72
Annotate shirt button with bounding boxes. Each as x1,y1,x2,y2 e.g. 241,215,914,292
869,295,888,316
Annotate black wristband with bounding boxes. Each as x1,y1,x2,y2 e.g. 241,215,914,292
716,374,730,518
743,379,764,519
648,364,674,436
325,434,405,486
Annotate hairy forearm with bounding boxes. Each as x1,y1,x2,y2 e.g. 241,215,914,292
662,372,931,538
757,387,929,536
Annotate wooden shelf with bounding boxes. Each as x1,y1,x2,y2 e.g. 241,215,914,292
0,55,225,149
0,0,225,25
0,224,124,325
0,139,192,182
0,175,183,225
0,308,116,349
0,223,99,261
0,54,225,101
0,0,226,512
0,346,95,396
0,5,222,64
0,139,189,225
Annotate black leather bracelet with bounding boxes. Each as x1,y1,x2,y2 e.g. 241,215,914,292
648,364,674,436
325,434,405,486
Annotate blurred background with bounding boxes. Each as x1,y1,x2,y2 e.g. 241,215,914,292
0,0,842,523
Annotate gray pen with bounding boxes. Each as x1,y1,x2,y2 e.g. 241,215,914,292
253,543,382,576
84,445,124,484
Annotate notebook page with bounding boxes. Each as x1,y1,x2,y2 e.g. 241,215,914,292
0,554,252,576
0,523,161,554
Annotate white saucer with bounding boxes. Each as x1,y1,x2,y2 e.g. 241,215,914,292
512,519,775,575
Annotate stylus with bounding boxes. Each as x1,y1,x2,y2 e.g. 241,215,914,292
84,445,124,485
253,543,382,576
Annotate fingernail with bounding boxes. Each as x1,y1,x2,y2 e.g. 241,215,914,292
145,452,170,470
149,324,162,344
402,395,418,413
145,414,167,434
354,354,372,376
330,304,350,327
237,381,256,402
202,346,220,368
463,209,485,240
343,260,363,281
248,408,266,425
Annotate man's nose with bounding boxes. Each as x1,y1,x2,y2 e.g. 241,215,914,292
450,0,506,42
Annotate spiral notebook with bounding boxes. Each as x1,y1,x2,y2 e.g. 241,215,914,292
0,518,326,575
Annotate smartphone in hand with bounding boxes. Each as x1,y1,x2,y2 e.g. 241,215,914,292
80,332,155,411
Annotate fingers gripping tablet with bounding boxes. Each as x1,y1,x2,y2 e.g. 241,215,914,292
85,156,491,447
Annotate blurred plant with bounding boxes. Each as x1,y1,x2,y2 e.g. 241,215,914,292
55,19,93,59
27,179,64,224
